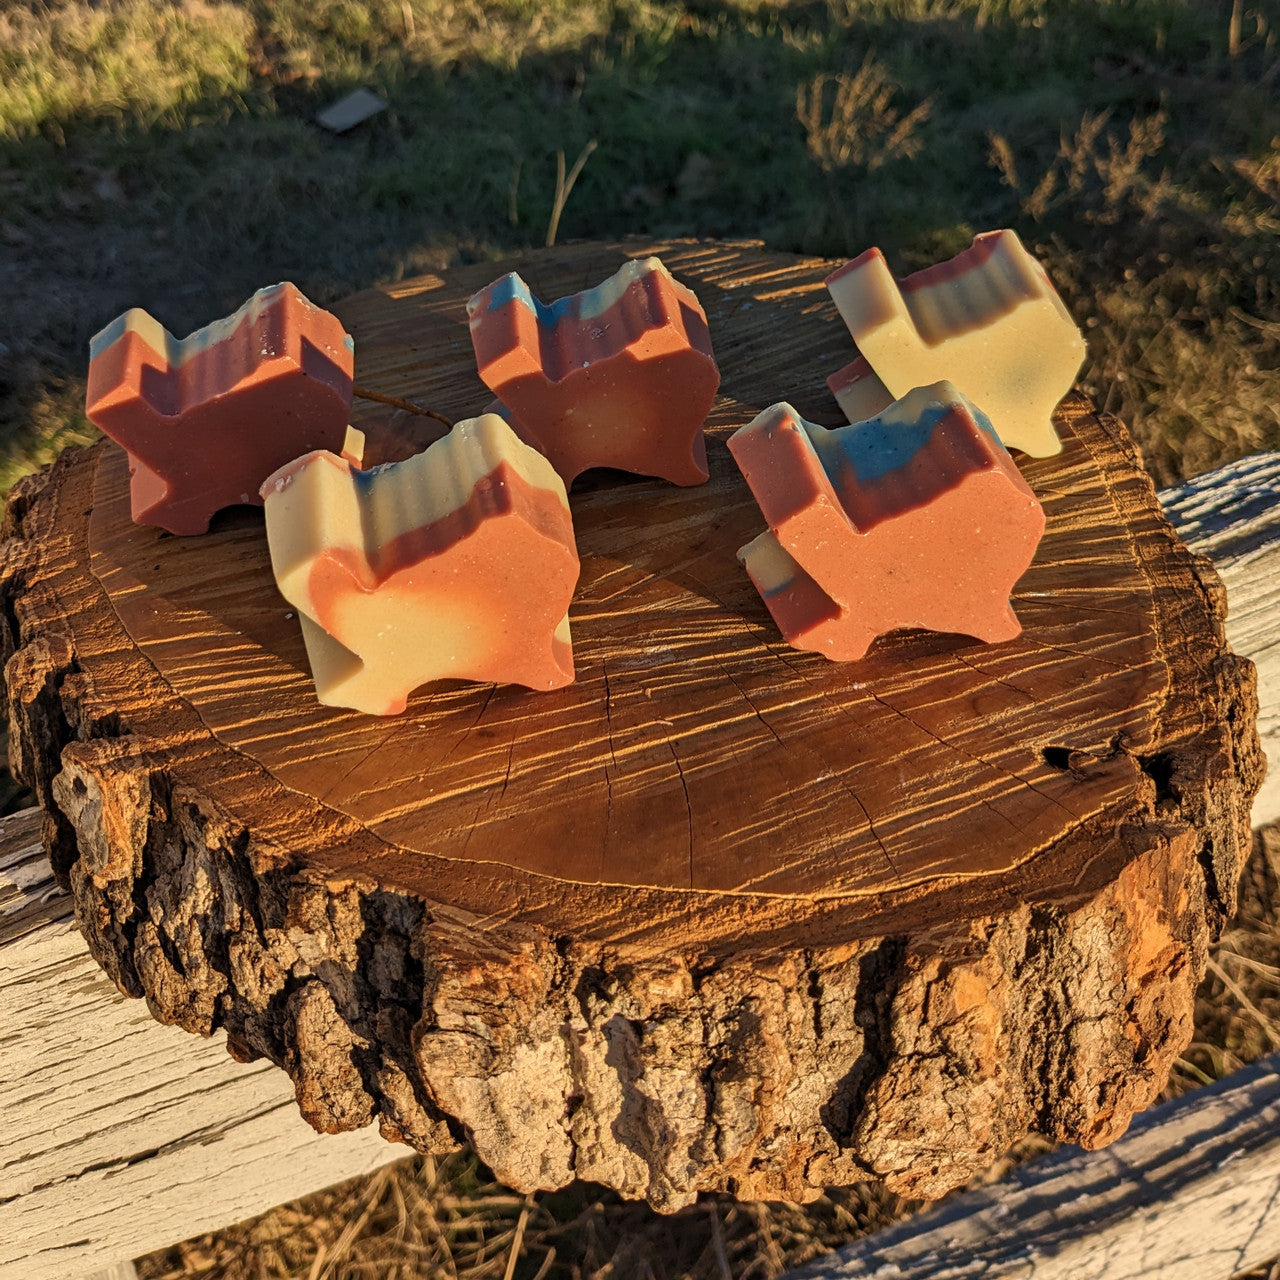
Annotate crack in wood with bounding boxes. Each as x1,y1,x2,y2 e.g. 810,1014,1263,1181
664,737,695,890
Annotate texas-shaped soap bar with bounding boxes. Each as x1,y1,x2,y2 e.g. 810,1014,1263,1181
261,413,579,715
728,383,1045,661
466,256,719,487
824,229,1085,457
86,282,354,535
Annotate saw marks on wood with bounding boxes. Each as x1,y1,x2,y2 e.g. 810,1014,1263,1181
3,242,1261,1208
79,240,1178,901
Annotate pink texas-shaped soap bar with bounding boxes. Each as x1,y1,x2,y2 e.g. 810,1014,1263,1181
466,256,720,487
261,413,579,716
86,282,353,536
728,382,1045,661
824,229,1085,457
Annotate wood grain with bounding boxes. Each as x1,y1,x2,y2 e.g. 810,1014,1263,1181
1162,451,1280,828
0,240,1262,1210
790,1047,1280,1280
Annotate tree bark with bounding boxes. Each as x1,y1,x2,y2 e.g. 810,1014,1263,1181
0,241,1263,1211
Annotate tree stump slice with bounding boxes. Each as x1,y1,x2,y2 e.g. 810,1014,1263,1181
0,240,1263,1212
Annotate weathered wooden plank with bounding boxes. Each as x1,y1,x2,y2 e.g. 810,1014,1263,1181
788,1049,1280,1280
1162,452,1280,828
0,807,407,1280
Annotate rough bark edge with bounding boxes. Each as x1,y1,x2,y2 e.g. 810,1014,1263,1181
44,731,1217,1210
0,424,1264,1210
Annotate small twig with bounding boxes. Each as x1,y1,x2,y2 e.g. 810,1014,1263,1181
389,1172,409,1248
1218,948,1280,982
708,1204,733,1280
1209,955,1280,1048
509,154,523,227
438,1193,530,1211
545,139,598,247
1174,1055,1217,1087
529,1246,557,1280
502,1198,533,1280
352,383,453,429
307,1241,330,1280
311,1166,392,1280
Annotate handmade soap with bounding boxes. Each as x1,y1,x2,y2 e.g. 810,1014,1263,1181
86,282,353,535
729,383,1045,660
261,413,579,715
824,229,1085,457
467,256,719,486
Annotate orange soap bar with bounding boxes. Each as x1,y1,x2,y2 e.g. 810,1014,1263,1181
825,229,1085,457
728,383,1045,661
261,414,579,715
86,282,353,535
467,256,719,487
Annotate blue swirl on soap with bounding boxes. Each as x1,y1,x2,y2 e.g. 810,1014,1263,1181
485,273,575,322
824,399,1001,485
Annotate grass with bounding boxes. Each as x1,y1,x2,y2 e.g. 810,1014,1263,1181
2,0,1279,484
3,0,1280,1274
133,1154,920,1280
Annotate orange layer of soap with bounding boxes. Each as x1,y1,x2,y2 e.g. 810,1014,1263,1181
262,414,579,715
86,282,353,535
467,257,719,486
729,384,1045,661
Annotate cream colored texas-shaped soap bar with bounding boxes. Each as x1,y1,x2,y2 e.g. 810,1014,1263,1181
825,229,1085,457
261,414,580,715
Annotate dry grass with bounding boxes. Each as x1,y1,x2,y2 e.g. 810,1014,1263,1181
0,1,253,137
796,56,933,175
989,97,1280,486
1174,828,1280,1094
132,1147,920,1280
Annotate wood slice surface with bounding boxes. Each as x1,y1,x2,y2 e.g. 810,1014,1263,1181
0,240,1263,1211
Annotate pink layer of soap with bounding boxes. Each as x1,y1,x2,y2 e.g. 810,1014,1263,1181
466,257,720,487
261,415,579,715
728,383,1045,661
86,283,353,536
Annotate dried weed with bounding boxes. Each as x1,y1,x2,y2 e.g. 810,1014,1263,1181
134,1147,918,1280
797,56,933,175
1174,827,1280,1095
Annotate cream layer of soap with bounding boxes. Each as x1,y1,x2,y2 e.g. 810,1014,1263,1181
729,383,1045,660
262,414,579,715
825,229,1085,458
86,282,354,535
467,256,720,486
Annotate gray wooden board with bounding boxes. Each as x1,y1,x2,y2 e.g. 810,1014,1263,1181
0,454,1276,1278
1162,452,1280,828
786,1050,1280,1280
0,808,405,1280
